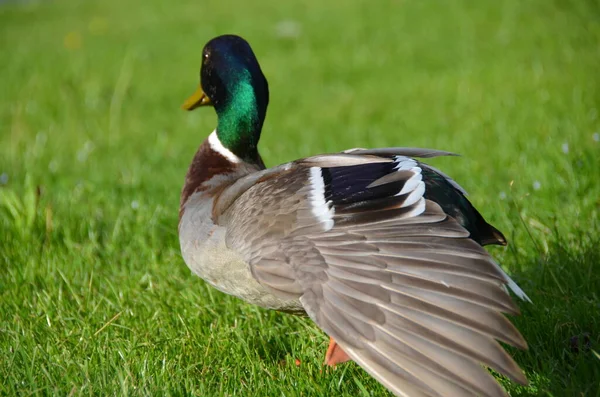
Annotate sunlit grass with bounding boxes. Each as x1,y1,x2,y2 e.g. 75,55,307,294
1,0,599,395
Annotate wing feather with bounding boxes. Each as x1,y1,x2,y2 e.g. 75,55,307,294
222,155,528,397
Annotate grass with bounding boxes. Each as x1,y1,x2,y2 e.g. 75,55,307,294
1,0,599,395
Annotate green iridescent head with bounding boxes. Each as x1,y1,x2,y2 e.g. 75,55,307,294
183,35,269,163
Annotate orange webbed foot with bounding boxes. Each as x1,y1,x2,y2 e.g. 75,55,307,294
324,336,351,366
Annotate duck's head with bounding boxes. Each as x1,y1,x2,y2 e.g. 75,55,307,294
183,35,269,163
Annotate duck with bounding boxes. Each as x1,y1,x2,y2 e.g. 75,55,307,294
178,34,530,397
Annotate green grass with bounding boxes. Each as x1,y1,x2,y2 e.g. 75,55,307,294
1,0,599,395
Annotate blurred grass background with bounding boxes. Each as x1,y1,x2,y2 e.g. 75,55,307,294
1,0,599,395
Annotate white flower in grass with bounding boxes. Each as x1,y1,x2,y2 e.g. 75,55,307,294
0,172,7,185
49,160,58,173
533,181,541,191
593,132,599,142
561,143,569,154
275,20,302,39
499,191,507,200
77,141,95,163
131,200,140,210
36,132,47,146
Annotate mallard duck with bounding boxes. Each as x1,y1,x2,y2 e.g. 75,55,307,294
179,34,530,397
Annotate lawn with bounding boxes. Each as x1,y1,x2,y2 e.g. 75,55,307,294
1,0,599,395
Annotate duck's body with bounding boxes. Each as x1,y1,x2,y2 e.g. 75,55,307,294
179,132,303,312
178,35,530,397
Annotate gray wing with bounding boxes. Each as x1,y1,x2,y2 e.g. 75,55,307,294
222,155,528,397
342,147,459,158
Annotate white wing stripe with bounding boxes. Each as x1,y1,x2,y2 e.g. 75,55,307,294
398,172,423,196
402,182,426,208
393,156,418,171
308,167,335,231
391,157,427,212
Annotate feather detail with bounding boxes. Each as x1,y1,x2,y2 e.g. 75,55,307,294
308,167,335,231
221,153,529,397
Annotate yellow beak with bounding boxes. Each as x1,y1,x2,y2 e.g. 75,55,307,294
182,86,212,110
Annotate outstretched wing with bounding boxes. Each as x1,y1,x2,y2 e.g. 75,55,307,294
342,147,507,246
222,154,528,397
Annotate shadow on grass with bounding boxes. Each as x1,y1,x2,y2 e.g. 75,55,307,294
251,333,296,364
506,234,600,396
